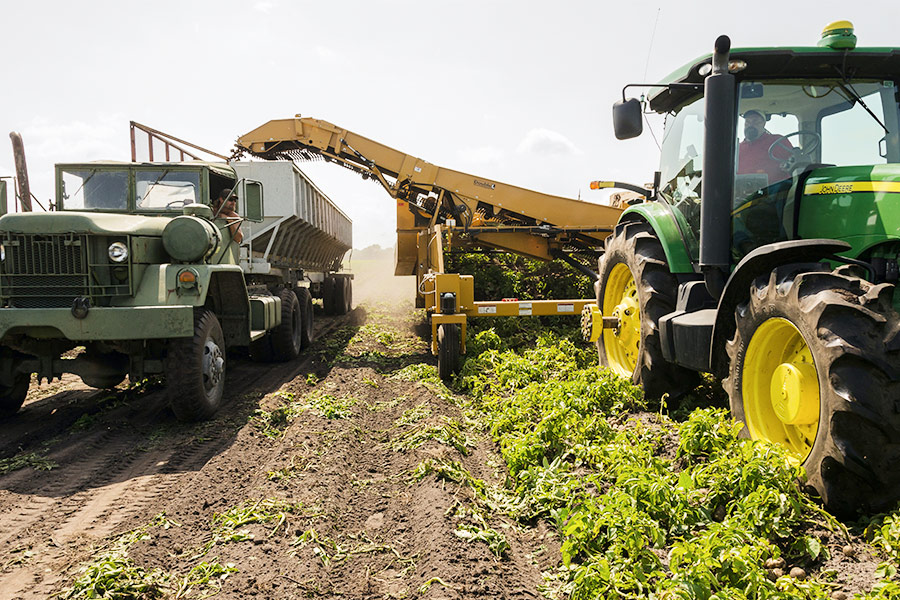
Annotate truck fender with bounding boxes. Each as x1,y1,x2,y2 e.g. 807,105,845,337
204,270,251,347
708,238,851,376
620,203,694,274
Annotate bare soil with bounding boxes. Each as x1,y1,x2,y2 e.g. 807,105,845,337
0,263,558,599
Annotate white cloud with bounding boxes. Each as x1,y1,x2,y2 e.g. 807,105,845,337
254,1,276,14
314,46,338,62
516,128,582,156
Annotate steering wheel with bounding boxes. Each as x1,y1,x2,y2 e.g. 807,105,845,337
767,131,821,172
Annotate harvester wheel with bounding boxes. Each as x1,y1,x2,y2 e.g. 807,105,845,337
437,323,461,381
725,267,900,516
296,287,315,349
166,309,226,422
332,277,349,316
271,288,303,361
596,221,699,399
0,360,29,418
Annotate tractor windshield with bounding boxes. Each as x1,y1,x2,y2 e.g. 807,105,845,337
658,79,900,261
59,169,129,211
732,78,900,257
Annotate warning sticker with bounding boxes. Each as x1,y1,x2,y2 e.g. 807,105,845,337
557,304,575,313
478,306,497,314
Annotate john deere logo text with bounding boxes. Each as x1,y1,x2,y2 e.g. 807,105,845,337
818,183,853,194
473,179,496,190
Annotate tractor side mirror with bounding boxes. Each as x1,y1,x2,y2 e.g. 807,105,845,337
612,98,643,140
243,180,264,222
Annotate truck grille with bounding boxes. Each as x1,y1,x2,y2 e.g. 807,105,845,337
0,233,130,308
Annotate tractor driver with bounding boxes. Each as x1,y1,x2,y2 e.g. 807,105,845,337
212,189,243,244
737,110,793,184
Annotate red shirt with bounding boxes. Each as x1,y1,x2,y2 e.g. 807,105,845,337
738,131,793,184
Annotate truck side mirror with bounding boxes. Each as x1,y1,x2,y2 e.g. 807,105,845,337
0,180,6,216
243,180,264,222
612,98,643,140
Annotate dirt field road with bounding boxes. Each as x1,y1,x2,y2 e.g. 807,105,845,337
0,262,557,599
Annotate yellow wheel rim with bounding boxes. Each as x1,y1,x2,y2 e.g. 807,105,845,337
742,317,820,463
602,263,641,378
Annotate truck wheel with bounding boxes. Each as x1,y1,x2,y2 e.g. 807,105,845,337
724,268,900,516
296,287,315,349
323,277,337,316
343,278,353,313
437,323,461,380
596,221,699,399
332,277,348,316
166,309,226,422
270,288,303,361
0,361,29,418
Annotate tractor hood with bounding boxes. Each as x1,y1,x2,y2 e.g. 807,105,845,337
0,211,172,236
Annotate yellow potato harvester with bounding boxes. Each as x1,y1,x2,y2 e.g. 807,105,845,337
236,117,625,377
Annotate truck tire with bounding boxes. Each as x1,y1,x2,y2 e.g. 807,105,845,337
342,277,353,313
323,277,337,316
270,288,303,361
724,267,900,516
166,309,226,422
437,323,461,380
0,363,29,418
333,277,348,316
296,287,315,349
596,221,699,399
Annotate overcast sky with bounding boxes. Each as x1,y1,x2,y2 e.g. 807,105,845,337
0,1,894,249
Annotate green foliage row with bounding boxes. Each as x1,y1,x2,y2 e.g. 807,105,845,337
458,330,855,599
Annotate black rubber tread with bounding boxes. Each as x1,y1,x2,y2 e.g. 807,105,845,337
270,288,302,362
333,276,348,316
343,277,353,313
0,369,29,418
724,267,900,516
166,309,226,422
437,323,461,381
595,220,700,399
296,287,315,349
323,277,337,316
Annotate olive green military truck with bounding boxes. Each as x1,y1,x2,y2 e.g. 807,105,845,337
0,158,352,421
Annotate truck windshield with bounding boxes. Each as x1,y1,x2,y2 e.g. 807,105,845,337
60,169,128,210
136,171,201,210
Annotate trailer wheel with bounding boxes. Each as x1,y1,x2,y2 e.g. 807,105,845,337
166,309,226,422
725,267,900,516
296,287,315,349
271,288,303,361
343,277,353,313
596,221,699,399
437,323,461,381
0,361,29,418
323,277,338,316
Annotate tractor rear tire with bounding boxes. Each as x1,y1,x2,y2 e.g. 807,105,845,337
596,220,700,400
724,267,900,516
296,287,315,349
166,309,226,422
437,323,461,381
270,288,303,361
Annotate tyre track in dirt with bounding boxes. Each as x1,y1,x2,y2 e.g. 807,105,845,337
0,312,355,600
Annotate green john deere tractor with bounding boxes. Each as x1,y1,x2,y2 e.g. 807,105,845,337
590,21,900,516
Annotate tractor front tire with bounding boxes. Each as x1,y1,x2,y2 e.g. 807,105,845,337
724,267,900,516
437,323,461,381
596,221,699,400
166,309,227,422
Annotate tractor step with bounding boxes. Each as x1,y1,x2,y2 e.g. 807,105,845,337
659,308,716,372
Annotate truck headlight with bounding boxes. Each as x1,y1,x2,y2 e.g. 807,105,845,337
108,241,129,262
